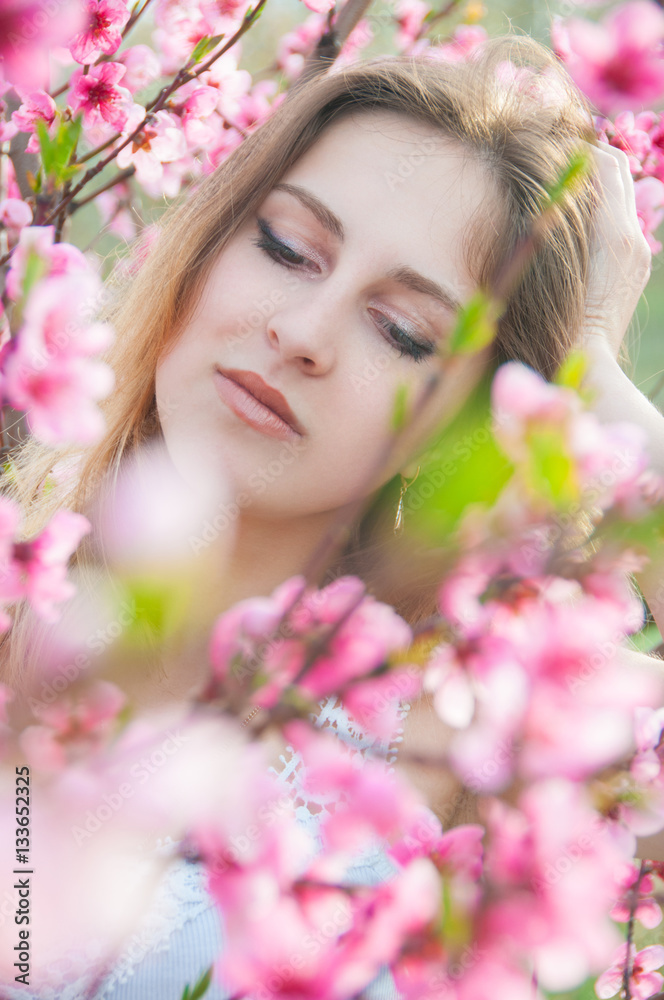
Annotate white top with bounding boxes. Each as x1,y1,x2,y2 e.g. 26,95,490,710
3,694,412,1000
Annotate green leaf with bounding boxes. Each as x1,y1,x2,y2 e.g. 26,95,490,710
21,247,48,301
391,384,409,432
188,34,224,64
527,426,577,508
448,292,498,356
36,115,82,186
410,374,514,542
554,349,588,390
542,148,592,210
116,573,193,647
180,967,213,1000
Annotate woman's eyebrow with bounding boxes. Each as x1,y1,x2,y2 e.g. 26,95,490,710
273,182,345,241
272,181,462,314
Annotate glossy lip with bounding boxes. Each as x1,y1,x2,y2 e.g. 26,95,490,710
213,367,305,441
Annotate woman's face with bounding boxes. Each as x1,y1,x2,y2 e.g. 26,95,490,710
155,111,493,522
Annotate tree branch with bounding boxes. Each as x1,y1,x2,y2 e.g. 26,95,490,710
294,0,376,91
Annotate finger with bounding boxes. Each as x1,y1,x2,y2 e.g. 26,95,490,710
595,140,638,220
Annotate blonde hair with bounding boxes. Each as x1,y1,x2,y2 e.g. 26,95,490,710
1,34,597,687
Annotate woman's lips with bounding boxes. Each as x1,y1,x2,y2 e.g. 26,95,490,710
213,367,304,442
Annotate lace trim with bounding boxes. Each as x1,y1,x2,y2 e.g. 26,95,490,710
268,694,412,859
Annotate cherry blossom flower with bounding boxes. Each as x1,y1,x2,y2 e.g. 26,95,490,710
635,175,664,253
69,0,131,64
393,0,429,52
0,508,91,623
0,197,32,242
609,861,662,929
5,225,89,302
116,109,188,185
276,13,326,79
596,943,664,999
68,62,135,131
20,680,127,771
11,89,57,153
116,43,161,93
2,272,116,444
552,1,664,115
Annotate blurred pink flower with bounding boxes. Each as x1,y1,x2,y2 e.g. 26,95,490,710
20,679,126,771
635,175,664,253
2,272,115,444
596,943,664,999
6,225,89,301
553,1,664,115
0,0,85,88
393,0,429,53
117,43,161,93
69,0,131,64
9,509,91,622
609,861,662,929
0,197,32,242
302,0,334,13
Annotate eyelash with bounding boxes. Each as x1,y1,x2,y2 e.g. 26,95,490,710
252,217,436,363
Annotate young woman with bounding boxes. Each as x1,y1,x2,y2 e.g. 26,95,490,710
2,32,664,1000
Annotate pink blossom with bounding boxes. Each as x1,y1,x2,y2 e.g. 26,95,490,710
95,184,137,241
394,0,429,52
92,440,230,573
609,862,662,929
233,80,279,132
276,13,326,79
68,62,133,131
11,89,57,153
8,509,91,622
117,43,161,93
596,943,664,999
69,0,131,64
302,0,334,13
0,0,86,88
20,680,126,771
632,706,664,783
635,175,664,253
553,1,664,115
433,24,488,62
2,272,116,445
0,197,32,240
116,109,187,184
6,226,89,302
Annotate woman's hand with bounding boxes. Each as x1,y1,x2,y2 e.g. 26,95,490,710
583,141,652,358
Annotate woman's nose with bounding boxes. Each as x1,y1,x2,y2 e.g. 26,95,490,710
264,286,340,375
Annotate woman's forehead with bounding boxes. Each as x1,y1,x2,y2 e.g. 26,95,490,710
274,110,498,295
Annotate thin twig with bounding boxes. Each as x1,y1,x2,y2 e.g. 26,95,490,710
294,0,376,90
0,0,268,260
622,859,648,1000
70,165,136,211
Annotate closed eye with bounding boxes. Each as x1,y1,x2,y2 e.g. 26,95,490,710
253,217,436,363
252,218,314,269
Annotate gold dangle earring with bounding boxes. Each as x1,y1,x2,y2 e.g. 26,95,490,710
394,466,420,536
